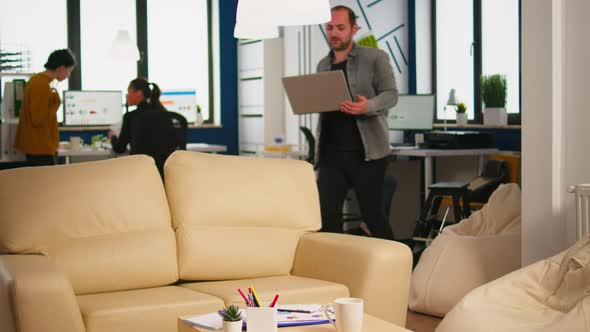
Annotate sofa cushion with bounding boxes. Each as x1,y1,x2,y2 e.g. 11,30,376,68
165,151,321,280
77,286,223,332
0,156,178,294
180,275,349,306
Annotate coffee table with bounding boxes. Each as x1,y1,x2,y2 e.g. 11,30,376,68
178,314,411,332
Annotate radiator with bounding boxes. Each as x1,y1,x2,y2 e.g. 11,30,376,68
569,184,590,240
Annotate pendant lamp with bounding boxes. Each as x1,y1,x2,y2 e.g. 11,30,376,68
108,29,140,62
234,0,331,39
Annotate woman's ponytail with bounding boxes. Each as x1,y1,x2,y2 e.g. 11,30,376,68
148,82,165,110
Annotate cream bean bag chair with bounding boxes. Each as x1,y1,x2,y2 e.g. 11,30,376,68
437,235,590,332
409,183,522,317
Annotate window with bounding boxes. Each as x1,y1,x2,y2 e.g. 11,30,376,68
435,0,474,120
482,0,520,114
0,0,68,122
80,0,137,92
435,0,521,123
147,0,211,122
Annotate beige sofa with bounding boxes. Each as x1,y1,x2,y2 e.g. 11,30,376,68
0,151,412,332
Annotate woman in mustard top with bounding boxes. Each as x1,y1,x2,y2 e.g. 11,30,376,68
14,49,76,166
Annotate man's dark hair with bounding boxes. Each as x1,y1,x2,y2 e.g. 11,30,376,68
44,49,76,70
331,5,357,26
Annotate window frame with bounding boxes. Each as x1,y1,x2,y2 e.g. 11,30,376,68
432,0,521,125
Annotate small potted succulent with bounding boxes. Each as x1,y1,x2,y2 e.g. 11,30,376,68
219,304,243,332
456,102,468,126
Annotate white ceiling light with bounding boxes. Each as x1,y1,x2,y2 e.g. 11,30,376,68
108,29,140,62
275,0,331,26
234,0,331,39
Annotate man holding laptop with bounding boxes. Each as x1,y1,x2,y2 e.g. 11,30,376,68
315,5,398,239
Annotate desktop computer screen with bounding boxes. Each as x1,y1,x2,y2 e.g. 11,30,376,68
160,90,197,123
388,94,435,130
62,90,123,126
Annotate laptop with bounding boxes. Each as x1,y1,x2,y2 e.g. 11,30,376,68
282,71,352,114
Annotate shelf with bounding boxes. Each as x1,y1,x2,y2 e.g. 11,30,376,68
239,76,263,81
0,72,35,77
433,123,521,130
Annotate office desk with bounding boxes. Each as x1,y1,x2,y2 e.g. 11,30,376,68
58,143,228,164
58,147,113,164
391,147,499,195
186,143,227,153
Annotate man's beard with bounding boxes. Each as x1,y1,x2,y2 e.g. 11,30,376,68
331,37,353,51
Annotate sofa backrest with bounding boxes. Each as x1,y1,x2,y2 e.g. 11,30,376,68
164,151,321,280
0,156,178,294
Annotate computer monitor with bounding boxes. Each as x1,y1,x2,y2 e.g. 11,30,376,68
160,90,197,123
62,90,123,126
388,94,435,130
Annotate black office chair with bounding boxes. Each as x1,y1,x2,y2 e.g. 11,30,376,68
131,111,188,178
299,126,315,164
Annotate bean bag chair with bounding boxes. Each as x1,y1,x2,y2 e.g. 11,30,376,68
437,235,590,332
409,183,522,317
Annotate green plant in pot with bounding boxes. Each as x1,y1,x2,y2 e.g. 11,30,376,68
456,102,468,126
480,74,507,126
219,305,243,332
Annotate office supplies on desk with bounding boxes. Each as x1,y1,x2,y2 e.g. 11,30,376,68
277,308,312,313
238,288,253,307
270,294,279,307
251,286,262,307
282,71,352,114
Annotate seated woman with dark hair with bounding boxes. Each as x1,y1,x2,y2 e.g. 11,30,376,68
109,78,187,178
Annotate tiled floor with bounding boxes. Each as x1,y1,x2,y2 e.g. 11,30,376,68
405,310,442,332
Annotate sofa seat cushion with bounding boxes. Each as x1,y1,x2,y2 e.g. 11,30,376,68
77,286,223,332
180,275,349,306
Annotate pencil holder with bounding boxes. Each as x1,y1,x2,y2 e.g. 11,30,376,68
246,307,277,332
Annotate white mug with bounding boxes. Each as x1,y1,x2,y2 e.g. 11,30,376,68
324,298,364,332
69,136,83,150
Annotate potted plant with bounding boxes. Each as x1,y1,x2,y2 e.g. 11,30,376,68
480,74,507,126
219,304,243,332
456,102,468,126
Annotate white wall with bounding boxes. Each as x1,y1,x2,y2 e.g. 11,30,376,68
521,0,590,266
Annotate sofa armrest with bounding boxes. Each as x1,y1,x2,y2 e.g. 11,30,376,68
291,233,412,327
0,255,86,332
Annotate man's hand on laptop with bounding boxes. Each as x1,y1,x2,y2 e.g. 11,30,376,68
340,95,368,115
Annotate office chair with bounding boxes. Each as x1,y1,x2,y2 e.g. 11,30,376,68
299,126,315,164
131,111,188,178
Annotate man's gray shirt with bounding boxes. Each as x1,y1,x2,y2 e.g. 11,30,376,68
316,43,398,162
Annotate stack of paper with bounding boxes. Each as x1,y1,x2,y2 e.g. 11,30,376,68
181,304,330,330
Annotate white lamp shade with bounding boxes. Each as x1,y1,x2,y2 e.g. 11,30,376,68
234,18,279,39
446,89,458,106
234,0,330,39
108,29,140,62
273,0,331,26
